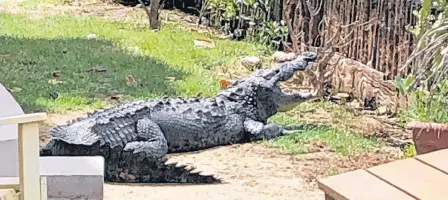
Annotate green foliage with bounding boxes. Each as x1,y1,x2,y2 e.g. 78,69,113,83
405,0,448,91
397,79,448,124
397,0,448,124
248,20,289,51
195,0,237,27
199,0,287,50
400,143,416,158
0,13,260,113
395,75,415,95
409,0,434,40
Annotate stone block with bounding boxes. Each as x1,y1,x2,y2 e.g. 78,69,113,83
0,156,105,200
40,156,105,200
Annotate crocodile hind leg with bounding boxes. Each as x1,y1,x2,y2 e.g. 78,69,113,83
123,118,168,157
244,119,285,141
108,118,221,183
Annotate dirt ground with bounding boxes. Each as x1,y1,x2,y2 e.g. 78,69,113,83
38,111,402,200
40,112,325,200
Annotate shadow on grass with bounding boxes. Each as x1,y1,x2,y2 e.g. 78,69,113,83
0,36,186,113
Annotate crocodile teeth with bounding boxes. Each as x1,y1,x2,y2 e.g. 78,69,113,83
190,169,202,174
199,171,214,176
184,165,196,171
175,163,187,168
164,160,178,165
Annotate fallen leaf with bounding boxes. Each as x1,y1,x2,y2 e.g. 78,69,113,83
21,59,37,65
219,79,232,89
87,66,107,72
105,92,123,102
126,74,137,86
48,79,64,85
48,91,60,100
193,38,216,48
86,33,97,39
7,87,23,93
52,70,62,78
165,77,176,82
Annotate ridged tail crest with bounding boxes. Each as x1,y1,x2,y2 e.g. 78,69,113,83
160,160,222,184
106,150,223,184
40,139,55,156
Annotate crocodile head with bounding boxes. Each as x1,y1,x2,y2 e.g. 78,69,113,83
217,51,318,120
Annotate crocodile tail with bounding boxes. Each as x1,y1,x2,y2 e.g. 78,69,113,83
40,139,56,156
109,151,223,184
161,161,222,184
40,124,67,156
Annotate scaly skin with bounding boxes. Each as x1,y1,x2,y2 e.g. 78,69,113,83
40,51,319,184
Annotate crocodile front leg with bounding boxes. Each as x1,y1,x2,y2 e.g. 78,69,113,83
244,119,284,141
123,118,168,158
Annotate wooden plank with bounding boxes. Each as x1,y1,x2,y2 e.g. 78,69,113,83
40,177,47,200
317,169,415,200
18,122,41,200
416,149,448,174
367,158,448,199
0,178,19,191
0,189,18,200
0,113,47,126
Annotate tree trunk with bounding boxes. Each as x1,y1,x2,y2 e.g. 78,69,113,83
149,0,161,30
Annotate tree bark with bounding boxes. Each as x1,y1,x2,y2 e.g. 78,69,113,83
149,0,161,30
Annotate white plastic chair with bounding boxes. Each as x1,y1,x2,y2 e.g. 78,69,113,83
0,83,48,200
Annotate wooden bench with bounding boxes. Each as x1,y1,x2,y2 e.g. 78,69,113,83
318,148,448,200
0,113,48,200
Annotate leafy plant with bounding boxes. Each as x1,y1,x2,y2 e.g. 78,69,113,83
397,0,448,124
249,20,289,50
190,0,236,28
400,144,416,158
196,0,283,48
395,75,415,96
403,0,448,91
398,80,448,123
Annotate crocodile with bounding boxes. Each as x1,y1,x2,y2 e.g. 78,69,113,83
40,51,319,184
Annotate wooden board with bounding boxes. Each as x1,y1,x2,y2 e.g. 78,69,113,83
0,113,47,126
0,177,19,191
0,189,18,200
18,122,41,200
367,158,448,199
317,169,415,200
416,148,448,174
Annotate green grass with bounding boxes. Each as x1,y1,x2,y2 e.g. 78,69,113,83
263,123,379,156
0,9,382,157
0,13,261,113
400,143,416,158
263,103,380,156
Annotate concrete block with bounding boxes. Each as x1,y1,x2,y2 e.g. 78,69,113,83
0,156,105,200
40,156,105,200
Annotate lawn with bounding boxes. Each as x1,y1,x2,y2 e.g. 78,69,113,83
266,103,380,156
0,9,383,157
0,12,261,113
